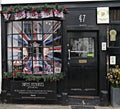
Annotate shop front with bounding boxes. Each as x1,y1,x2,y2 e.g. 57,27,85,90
1,0,120,105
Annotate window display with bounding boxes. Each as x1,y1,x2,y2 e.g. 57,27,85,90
7,20,62,77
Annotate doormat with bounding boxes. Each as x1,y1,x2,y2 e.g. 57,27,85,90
71,106,95,109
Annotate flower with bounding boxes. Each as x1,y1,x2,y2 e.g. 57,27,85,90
63,7,67,11
8,7,13,12
107,65,120,88
13,73,16,77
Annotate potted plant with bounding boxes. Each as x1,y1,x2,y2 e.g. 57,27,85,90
107,65,120,106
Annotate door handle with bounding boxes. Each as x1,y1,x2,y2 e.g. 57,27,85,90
68,49,71,60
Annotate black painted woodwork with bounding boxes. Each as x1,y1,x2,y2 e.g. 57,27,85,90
2,1,120,104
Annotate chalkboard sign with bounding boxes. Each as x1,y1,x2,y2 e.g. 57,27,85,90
11,81,57,100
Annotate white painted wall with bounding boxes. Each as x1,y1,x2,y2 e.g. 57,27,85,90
1,0,104,4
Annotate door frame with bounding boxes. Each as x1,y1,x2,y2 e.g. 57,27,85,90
65,26,100,96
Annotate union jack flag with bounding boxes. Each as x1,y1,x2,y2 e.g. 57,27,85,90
43,21,61,42
13,23,31,45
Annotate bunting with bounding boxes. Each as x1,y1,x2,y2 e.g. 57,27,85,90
1,5,68,20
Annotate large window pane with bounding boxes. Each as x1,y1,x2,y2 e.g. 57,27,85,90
13,35,22,47
13,21,22,34
7,22,12,34
44,60,53,74
7,48,12,60
43,20,54,33
33,21,42,40
13,47,22,60
7,35,12,47
33,61,43,74
43,33,53,47
23,60,32,74
7,61,12,72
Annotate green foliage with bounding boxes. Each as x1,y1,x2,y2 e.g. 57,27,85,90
3,72,65,82
1,4,67,14
107,65,120,88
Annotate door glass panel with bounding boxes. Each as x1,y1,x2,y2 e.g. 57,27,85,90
70,37,94,58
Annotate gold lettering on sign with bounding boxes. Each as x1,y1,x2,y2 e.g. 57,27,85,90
79,60,87,63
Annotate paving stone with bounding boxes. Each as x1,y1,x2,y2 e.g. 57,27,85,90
95,106,113,109
0,104,119,109
0,104,70,109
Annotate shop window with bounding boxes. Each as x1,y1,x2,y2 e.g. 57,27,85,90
7,20,62,75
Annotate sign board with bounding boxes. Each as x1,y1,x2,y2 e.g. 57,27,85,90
110,29,117,41
79,60,87,63
11,81,57,100
97,7,109,24
110,56,116,65
102,42,106,51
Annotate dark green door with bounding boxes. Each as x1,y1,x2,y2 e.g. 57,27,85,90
67,31,98,96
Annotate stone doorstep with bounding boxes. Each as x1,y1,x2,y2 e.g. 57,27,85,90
68,96,98,99
0,104,119,109
95,106,120,109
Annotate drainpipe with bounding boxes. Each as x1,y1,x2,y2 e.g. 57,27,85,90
0,3,2,94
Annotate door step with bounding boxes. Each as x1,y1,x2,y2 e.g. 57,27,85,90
68,96,100,105
68,96,99,99
71,105,95,109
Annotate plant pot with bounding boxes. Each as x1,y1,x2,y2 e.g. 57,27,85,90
111,86,120,107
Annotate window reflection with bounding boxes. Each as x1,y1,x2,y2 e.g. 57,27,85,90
70,37,94,58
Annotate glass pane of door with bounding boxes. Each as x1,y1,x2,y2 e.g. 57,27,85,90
70,37,94,58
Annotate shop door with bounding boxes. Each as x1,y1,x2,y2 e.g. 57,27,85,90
67,31,98,96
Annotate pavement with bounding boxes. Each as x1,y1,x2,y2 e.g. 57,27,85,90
0,104,120,109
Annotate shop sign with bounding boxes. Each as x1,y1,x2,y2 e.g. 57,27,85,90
102,42,106,51
97,7,109,24
11,81,57,100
